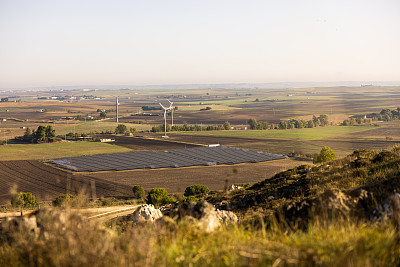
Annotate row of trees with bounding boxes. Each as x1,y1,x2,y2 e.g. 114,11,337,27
151,122,231,132
341,108,400,125
248,115,330,130
22,125,56,143
372,108,400,122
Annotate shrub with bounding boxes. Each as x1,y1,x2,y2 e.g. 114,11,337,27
53,194,77,207
147,188,175,207
184,184,210,196
314,146,336,163
234,183,251,188
11,192,37,208
132,185,145,200
181,196,199,203
115,124,128,134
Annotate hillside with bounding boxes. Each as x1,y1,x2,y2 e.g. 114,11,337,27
206,146,400,227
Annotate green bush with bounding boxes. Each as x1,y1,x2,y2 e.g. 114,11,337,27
53,194,77,207
314,146,336,163
132,185,145,200
184,184,210,196
11,192,37,208
147,188,175,207
181,196,199,203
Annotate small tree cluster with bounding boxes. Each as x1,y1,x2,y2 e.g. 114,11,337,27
22,125,56,143
248,118,268,130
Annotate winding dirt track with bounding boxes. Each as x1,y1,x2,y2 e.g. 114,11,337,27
0,160,132,205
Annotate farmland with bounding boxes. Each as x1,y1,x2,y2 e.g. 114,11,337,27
0,86,399,204
0,142,131,161
0,160,132,205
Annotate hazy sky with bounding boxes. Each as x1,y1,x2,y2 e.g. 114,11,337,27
0,0,399,88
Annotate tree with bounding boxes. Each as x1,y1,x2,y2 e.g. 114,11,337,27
11,192,37,208
314,146,336,163
45,125,56,141
23,127,33,142
279,120,288,129
132,185,145,200
248,118,258,130
223,121,231,130
115,124,128,134
34,125,46,143
146,188,175,207
99,111,107,119
318,114,329,126
184,184,210,196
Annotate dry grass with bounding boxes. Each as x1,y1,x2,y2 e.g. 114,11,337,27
0,209,398,266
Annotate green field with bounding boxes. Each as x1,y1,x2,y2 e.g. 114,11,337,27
174,125,377,140
0,142,131,160
54,121,152,135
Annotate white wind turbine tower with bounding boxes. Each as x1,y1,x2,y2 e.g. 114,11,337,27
159,102,172,137
167,99,174,126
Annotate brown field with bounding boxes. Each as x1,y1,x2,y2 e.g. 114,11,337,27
85,158,304,195
0,160,132,205
0,157,305,205
100,134,200,151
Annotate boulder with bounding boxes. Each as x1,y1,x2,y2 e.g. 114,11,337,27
175,201,238,232
373,193,400,221
216,209,238,224
132,204,163,224
228,184,242,191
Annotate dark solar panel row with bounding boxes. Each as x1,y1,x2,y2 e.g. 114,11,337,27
50,146,287,172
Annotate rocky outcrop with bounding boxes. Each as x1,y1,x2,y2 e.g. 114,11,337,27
132,204,163,224
0,208,83,242
169,201,238,232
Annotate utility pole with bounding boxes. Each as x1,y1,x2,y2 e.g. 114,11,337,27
116,96,119,123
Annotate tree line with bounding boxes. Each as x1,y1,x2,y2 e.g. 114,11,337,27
151,121,231,132
342,107,400,125
248,114,330,130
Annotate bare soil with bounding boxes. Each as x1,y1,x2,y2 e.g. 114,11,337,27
0,160,132,205
87,158,306,195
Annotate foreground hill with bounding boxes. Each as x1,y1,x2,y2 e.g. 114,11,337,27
1,147,400,266
206,146,400,227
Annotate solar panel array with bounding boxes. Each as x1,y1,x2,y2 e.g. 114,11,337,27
50,146,287,172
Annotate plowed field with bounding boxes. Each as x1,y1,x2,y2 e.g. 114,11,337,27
0,160,132,205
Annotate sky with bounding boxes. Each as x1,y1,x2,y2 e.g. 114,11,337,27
0,0,399,89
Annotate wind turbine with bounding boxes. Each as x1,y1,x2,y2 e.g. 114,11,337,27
159,102,172,137
167,99,174,126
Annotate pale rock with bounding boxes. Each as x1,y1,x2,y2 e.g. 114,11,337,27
132,204,163,224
